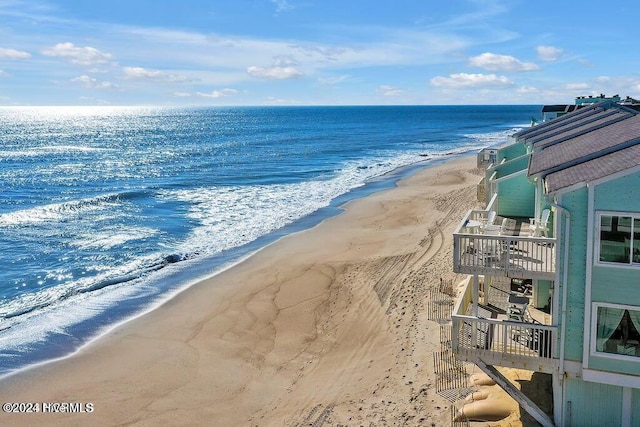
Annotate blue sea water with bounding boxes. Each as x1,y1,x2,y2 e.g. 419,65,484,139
0,105,540,377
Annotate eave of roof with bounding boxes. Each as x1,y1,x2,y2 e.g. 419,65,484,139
512,101,608,140
530,109,634,150
545,144,640,194
529,114,640,177
541,104,572,113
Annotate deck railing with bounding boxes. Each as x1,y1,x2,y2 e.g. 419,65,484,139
453,211,556,279
451,277,558,373
452,315,557,360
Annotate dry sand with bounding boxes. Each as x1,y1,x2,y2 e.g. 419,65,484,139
0,155,543,426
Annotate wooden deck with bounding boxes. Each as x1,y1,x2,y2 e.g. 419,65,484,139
453,211,556,279
453,315,557,373
451,276,558,374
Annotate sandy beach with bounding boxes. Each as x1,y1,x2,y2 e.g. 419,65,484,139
0,154,535,426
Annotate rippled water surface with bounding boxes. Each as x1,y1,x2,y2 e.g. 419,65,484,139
0,105,541,376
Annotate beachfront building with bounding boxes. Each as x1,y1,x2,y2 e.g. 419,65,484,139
451,100,640,426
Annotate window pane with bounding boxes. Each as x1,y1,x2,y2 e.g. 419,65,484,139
596,307,640,357
600,216,631,263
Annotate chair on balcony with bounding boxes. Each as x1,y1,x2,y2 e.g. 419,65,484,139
528,209,550,237
507,294,533,345
478,211,497,230
507,295,530,322
476,236,504,265
500,217,517,235
486,210,496,225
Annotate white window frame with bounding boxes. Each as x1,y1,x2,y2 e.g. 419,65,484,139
595,211,640,268
591,302,640,361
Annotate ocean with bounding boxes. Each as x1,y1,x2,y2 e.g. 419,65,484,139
0,105,540,377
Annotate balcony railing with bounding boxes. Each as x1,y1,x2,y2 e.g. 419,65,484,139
451,277,558,373
453,210,556,279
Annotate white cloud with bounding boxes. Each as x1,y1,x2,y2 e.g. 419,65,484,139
117,25,482,83
271,0,293,13
247,65,303,79
0,48,31,59
0,70,7,77
468,52,538,72
376,85,405,96
577,58,594,67
122,66,190,82
596,76,611,83
70,75,117,89
173,92,192,97
196,88,238,98
42,42,114,65
517,86,538,94
565,82,589,91
537,45,563,62
317,75,350,85
430,73,513,88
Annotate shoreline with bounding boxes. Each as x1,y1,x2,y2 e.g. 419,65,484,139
1,153,492,426
0,154,458,381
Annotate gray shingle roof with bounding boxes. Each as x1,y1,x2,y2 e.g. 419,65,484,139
512,102,607,139
529,109,635,149
520,107,604,142
529,114,640,177
545,144,640,194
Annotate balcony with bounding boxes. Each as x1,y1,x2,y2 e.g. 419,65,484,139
453,209,556,280
451,276,559,374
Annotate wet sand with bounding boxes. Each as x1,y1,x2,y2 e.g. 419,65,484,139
1,155,541,426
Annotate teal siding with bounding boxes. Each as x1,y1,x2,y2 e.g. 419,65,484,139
595,171,640,211
589,343,640,375
565,378,622,427
592,267,640,305
498,142,527,161
633,388,640,427
588,173,640,373
496,174,535,217
493,155,529,179
560,188,589,362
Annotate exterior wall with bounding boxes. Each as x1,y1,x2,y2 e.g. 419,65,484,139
575,95,620,105
498,142,527,162
559,188,589,362
590,267,640,375
496,174,535,218
565,377,622,426
587,172,640,374
493,155,529,179
633,388,640,426
595,172,640,210
557,172,640,426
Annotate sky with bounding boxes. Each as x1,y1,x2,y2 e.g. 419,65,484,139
1,0,640,106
